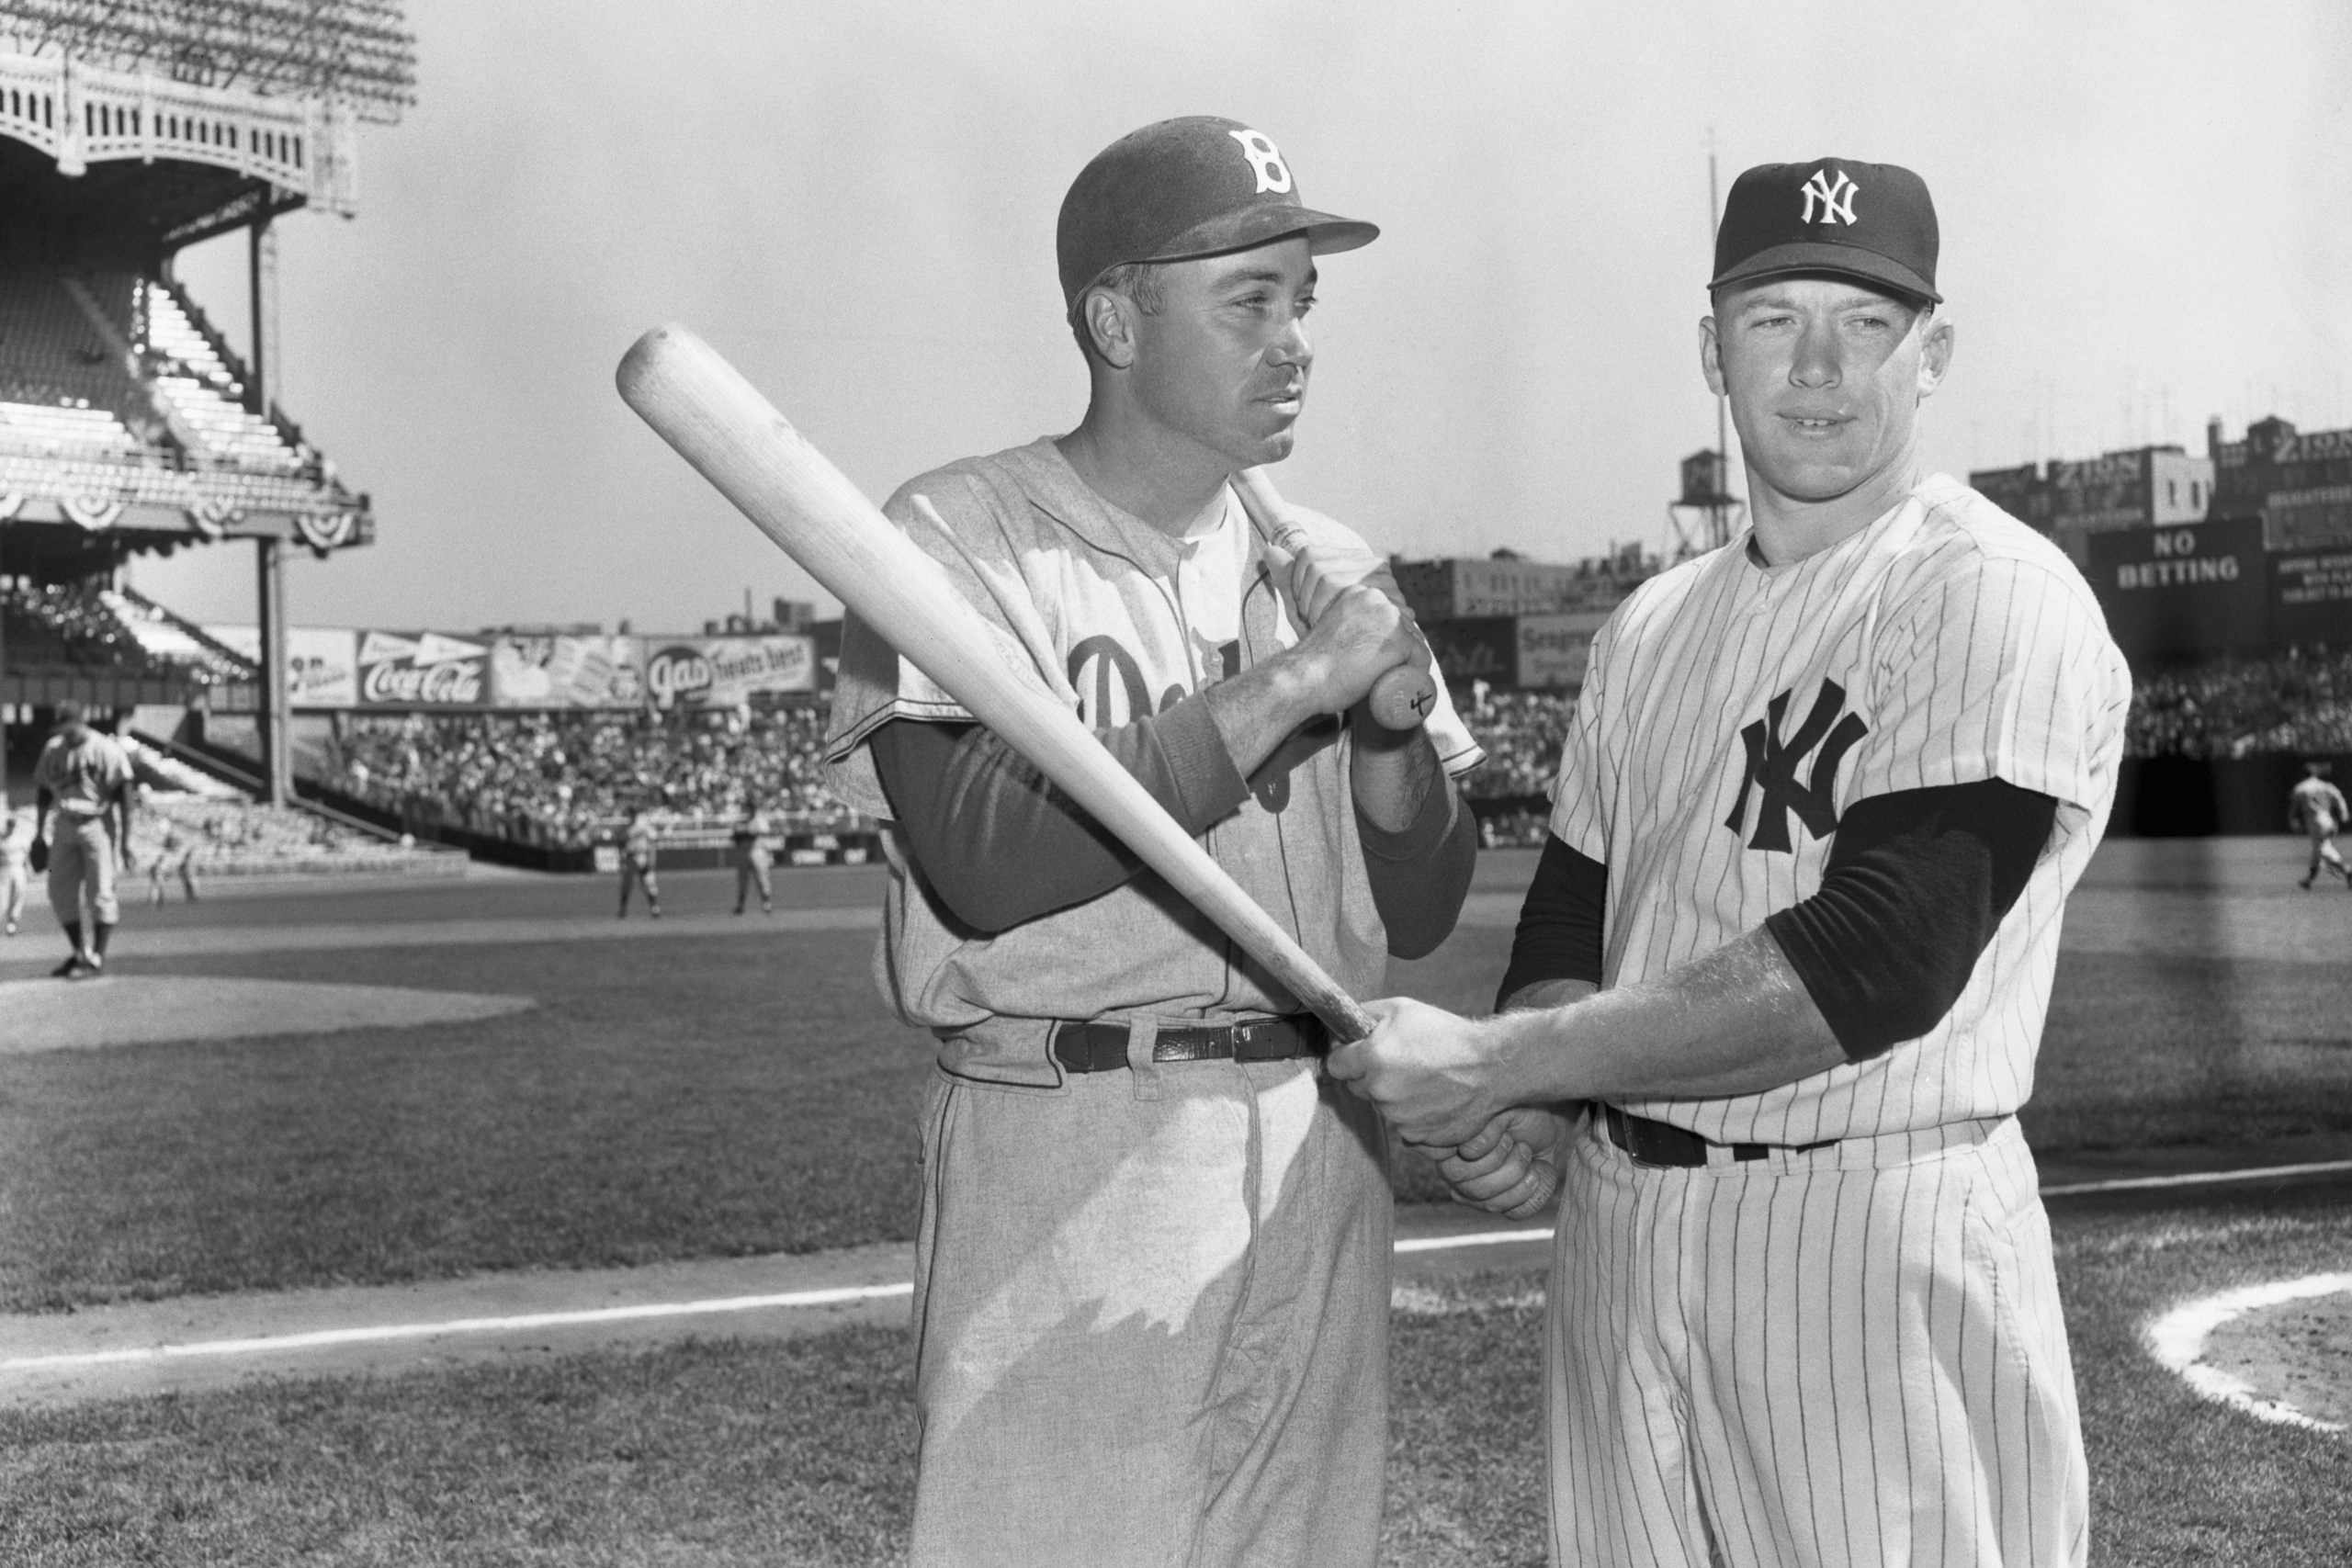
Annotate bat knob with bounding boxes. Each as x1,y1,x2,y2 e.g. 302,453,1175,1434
1366,666,1437,732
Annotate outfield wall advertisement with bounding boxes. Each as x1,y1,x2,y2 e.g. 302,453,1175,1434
644,636,817,710
489,634,647,709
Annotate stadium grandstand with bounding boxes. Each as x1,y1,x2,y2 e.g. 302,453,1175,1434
0,0,421,875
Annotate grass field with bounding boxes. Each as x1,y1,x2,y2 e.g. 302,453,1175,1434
6,1200,2347,1566
4,848,2351,1563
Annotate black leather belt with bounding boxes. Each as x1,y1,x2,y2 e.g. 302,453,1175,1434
1602,1105,1836,1168
1052,1015,1329,1074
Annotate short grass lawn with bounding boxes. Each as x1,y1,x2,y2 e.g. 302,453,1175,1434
8,857,2352,1310
5,1190,2347,1566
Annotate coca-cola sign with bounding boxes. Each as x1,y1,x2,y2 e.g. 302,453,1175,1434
355,631,491,709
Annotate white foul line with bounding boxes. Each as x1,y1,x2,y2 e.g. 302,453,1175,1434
2145,1272,2352,1434
9,1164,2349,1380
2041,1158,2352,1197
1,1232,1558,1376
0,1283,914,1373
1395,1227,1554,1254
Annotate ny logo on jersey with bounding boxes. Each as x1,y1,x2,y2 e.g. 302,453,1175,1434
1228,129,1294,194
1800,168,1858,225
1724,680,1870,852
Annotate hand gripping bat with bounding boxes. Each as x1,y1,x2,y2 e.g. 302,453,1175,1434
1228,467,1438,733
615,324,1376,1042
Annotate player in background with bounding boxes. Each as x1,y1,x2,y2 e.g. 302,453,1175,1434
824,117,1480,1567
147,815,201,905
31,701,139,979
616,805,661,919
0,806,29,935
1330,159,2129,1567
2290,760,2349,888
730,800,775,915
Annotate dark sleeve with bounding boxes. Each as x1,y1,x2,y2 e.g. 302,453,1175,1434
869,694,1250,932
1765,779,2059,1061
1356,776,1477,960
1495,832,1606,1011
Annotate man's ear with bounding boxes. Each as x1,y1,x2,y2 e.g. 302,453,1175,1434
1082,288,1138,369
1917,313,1955,400
1699,315,1726,398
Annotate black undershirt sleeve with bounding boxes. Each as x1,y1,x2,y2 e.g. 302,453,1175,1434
1356,776,1478,961
1765,778,2059,1061
871,697,1250,933
1495,832,1608,1011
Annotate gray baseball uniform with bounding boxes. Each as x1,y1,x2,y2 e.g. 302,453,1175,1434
826,436,1478,1566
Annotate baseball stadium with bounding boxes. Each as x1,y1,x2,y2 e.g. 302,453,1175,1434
4,4,2351,1566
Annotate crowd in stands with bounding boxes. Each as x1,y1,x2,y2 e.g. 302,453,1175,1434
285,643,2352,854
2124,645,2352,759
129,793,450,883
322,706,843,849
3,581,240,684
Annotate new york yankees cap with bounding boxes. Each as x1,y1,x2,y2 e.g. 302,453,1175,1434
1711,157,1940,305
1057,116,1379,310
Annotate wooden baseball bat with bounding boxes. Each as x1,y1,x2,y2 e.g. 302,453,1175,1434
615,324,1375,1043
1230,467,1437,732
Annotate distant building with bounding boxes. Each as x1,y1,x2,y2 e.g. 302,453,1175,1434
1392,544,1657,624
1973,418,2352,665
2210,415,2352,552
1967,446,2214,569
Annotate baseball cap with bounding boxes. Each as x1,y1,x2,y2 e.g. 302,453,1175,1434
1057,117,1379,310
1710,158,1940,305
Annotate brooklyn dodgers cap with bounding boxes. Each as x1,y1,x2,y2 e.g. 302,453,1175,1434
1057,116,1379,310
1711,157,1940,304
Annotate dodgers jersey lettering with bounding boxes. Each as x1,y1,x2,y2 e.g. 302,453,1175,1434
825,437,1480,1086
1549,474,2131,1145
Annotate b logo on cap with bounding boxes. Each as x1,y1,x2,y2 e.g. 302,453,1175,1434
1801,168,1858,225
1228,129,1294,195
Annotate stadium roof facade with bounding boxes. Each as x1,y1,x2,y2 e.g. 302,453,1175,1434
0,0,414,253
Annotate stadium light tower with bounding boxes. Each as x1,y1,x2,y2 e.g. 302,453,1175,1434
1665,141,1746,559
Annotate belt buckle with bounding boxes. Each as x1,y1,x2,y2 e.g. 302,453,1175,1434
1231,1019,1279,1062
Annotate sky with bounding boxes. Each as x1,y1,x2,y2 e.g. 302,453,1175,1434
131,0,2352,635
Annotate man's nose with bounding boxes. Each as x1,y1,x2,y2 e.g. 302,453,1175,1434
1790,320,1841,389
1268,313,1312,369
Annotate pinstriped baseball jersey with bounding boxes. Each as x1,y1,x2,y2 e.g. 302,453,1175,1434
1548,473,2131,1144
824,436,1482,1085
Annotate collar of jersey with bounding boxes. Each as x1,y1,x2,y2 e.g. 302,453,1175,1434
1011,436,1239,568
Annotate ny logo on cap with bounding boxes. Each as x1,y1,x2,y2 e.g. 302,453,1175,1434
1228,129,1294,195
1800,168,1858,226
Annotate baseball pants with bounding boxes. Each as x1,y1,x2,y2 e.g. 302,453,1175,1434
2305,818,2345,882
1547,1111,2086,1568
47,815,119,926
907,1051,1392,1568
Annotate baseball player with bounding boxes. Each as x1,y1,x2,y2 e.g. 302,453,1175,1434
147,818,201,905
616,806,661,918
2290,761,2349,888
1330,159,2130,1567
1,806,29,936
730,800,775,915
823,116,1482,1567
30,701,139,979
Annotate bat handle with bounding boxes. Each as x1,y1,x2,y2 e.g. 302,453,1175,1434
1230,468,1437,733
1365,665,1438,732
